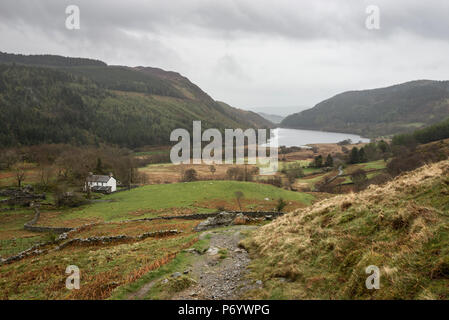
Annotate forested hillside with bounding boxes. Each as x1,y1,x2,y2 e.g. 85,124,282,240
0,52,272,148
281,80,449,137
393,117,449,146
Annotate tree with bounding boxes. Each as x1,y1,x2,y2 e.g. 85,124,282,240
351,169,367,191
325,154,334,167
234,191,244,211
314,155,323,168
12,162,27,188
209,165,216,177
95,157,105,174
182,168,198,182
286,171,297,189
0,149,19,169
378,140,389,153
276,198,287,212
359,147,368,163
349,147,360,164
39,165,54,189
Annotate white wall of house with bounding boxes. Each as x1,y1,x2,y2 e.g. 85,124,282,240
87,177,117,192
106,177,117,192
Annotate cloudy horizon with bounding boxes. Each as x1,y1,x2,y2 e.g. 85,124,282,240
1,0,448,115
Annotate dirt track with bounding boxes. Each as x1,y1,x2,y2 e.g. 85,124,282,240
172,225,260,300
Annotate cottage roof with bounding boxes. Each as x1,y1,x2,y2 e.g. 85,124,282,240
86,175,112,183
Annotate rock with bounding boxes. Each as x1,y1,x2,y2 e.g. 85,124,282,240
171,272,182,278
256,280,263,285
162,278,169,284
264,198,270,201
194,212,237,231
206,247,219,255
233,213,250,225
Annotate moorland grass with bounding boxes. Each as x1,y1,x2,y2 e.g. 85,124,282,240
242,160,449,300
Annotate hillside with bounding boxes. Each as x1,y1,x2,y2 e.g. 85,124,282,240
258,112,285,124
393,117,449,146
281,80,449,138
243,160,449,299
216,102,274,129
0,52,272,148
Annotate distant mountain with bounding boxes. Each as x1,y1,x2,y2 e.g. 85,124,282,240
281,80,449,137
0,52,271,148
216,102,274,128
0,51,106,67
258,112,284,124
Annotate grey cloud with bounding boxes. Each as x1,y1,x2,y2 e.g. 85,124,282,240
0,0,448,110
1,0,448,41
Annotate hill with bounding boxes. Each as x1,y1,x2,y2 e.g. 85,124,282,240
243,159,449,299
0,52,272,148
0,51,106,67
281,80,449,138
216,102,274,129
258,112,285,124
393,117,449,146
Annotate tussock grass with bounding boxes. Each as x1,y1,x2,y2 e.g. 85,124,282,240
242,160,449,299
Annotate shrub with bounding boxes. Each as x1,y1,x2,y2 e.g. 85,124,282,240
56,192,87,208
181,169,198,182
276,198,287,212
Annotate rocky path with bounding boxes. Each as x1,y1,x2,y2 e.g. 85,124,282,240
172,225,261,300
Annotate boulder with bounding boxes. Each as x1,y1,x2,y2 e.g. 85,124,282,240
233,213,250,225
206,247,219,255
194,212,236,231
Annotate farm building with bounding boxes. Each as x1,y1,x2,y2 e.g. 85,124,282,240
85,172,117,194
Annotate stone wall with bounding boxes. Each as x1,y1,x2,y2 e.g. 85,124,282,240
129,211,284,222
23,224,74,233
1,229,180,266
2,210,284,266
23,206,74,233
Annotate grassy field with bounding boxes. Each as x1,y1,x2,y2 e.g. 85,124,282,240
242,160,449,299
351,160,387,171
0,180,313,261
293,160,388,191
36,181,313,227
0,230,199,300
0,176,311,300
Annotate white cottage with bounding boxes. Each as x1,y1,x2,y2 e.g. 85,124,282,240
86,172,117,194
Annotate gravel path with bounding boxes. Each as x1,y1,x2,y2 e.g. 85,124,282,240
172,225,261,300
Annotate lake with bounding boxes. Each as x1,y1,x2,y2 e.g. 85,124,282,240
267,128,370,147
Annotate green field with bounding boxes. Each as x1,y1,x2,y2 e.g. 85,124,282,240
41,181,314,225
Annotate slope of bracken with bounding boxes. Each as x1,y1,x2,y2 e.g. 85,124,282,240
242,160,449,299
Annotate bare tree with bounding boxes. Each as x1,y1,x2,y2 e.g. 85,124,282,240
234,191,244,211
12,163,26,188
209,165,216,178
39,166,54,188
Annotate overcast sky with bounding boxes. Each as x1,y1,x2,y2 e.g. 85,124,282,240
1,0,449,115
